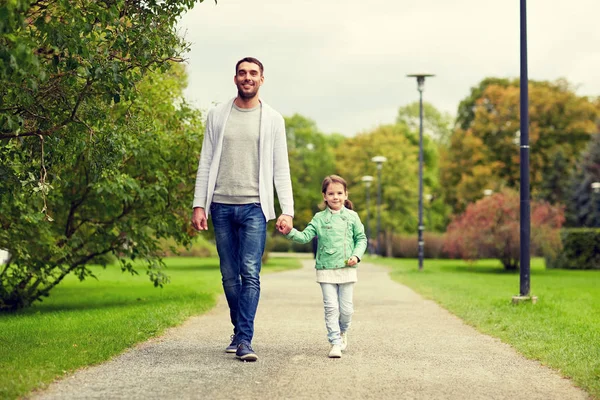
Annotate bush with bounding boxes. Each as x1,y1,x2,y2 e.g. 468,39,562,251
391,233,450,258
269,235,292,252
159,236,216,258
443,189,564,270
545,228,600,269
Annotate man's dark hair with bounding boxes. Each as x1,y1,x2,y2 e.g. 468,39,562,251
235,57,264,75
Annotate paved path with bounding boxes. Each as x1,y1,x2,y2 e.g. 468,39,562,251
31,260,589,400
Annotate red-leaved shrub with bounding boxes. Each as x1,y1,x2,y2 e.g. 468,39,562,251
443,189,564,270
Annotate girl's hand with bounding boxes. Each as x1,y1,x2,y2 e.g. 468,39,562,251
277,221,292,235
347,256,358,266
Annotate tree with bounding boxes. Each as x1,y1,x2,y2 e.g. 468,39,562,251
284,114,337,230
443,190,564,270
566,133,600,227
0,0,206,310
443,78,599,213
396,101,453,144
334,124,443,255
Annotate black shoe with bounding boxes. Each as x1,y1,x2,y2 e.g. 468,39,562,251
236,342,258,362
225,334,238,353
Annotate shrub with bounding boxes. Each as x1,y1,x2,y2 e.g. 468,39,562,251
545,228,600,269
159,236,216,258
443,189,564,270
391,233,449,258
268,235,292,253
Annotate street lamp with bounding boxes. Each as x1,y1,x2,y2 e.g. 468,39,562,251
371,156,387,256
407,73,435,271
512,0,535,304
361,175,374,254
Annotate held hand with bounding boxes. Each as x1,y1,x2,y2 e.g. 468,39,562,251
347,256,358,267
276,214,293,235
278,223,292,235
192,207,208,231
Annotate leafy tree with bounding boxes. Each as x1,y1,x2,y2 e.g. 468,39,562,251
443,189,564,270
566,133,600,227
0,0,206,310
396,101,453,144
284,114,337,230
443,78,599,213
455,77,514,131
334,124,443,255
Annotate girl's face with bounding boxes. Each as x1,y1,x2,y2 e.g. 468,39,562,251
323,182,348,211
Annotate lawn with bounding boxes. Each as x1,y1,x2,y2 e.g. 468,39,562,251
369,257,600,399
0,256,301,400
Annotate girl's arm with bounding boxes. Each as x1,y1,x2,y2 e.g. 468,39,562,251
351,216,368,261
285,220,318,244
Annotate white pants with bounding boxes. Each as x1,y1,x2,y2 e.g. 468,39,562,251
319,282,354,345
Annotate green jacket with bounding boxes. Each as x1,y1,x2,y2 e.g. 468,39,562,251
286,207,367,270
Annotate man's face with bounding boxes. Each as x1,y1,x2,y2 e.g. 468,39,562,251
234,62,264,100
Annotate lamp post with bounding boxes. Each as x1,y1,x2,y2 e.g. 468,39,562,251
512,0,535,304
407,73,434,271
361,176,374,254
592,182,600,227
371,156,387,256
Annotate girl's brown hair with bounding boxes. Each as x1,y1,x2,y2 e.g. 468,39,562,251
321,175,354,210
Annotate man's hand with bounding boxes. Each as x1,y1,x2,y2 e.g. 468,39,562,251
276,214,293,235
192,207,208,231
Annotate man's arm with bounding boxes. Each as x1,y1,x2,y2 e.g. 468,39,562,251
272,115,294,219
192,110,215,230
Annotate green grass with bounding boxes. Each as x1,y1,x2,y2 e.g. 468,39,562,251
0,256,301,400
369,257,600,399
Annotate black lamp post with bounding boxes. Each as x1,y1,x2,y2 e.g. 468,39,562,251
407,73,434,271
371,156,387,256
361,175,374,254
517,0,532,301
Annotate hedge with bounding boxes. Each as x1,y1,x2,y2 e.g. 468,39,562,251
545,228,600,269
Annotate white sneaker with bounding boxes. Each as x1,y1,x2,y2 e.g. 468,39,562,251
328,344,342,358
340,332,348,351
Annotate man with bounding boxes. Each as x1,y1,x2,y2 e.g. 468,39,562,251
192,57,293,362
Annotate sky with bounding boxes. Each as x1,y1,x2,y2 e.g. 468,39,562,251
178,0,600,136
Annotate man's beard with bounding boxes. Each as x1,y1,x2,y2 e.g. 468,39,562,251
237,82,258,99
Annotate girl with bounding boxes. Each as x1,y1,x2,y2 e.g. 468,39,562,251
279,175,367,358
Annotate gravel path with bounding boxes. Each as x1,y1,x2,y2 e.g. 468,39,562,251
30,259,589,399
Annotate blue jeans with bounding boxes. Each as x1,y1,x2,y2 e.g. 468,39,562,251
210,203,266,344
320,282,354,345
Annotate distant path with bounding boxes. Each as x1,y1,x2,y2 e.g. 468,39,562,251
31,259,589,399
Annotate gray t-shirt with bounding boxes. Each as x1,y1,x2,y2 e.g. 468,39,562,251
213,103,261,204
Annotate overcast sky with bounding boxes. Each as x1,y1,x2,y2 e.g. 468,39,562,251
178,0,600,136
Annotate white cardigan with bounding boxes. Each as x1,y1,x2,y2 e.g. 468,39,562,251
193,98,294,221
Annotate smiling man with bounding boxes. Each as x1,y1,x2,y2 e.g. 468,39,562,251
192,57,294,362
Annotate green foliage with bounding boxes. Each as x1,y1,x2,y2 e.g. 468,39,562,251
565,133,600,227
443,189,564,270
0,62,204,311
545,228,600,269
444,78,599,213
335,124,441,238
372,257,600,399
396,101,454,144
0,1,208,311
284,114,337,230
